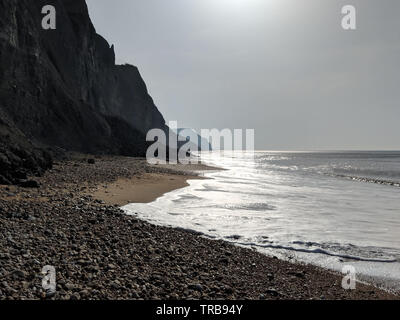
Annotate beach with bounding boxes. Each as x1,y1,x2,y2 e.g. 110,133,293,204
0,154,398,300
91,162,217,206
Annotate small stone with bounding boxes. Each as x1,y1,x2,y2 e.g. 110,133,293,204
110,281,120,289
65,283,75,290
219,257,229,264
70,293,80,300
0,253,10,260
289,271,305,278
45,288,56,298
224,286,234,294
79,289,89,298
266,288,280,297
191,284,203,291
13,270,27,279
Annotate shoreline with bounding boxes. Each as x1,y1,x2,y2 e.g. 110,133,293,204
109,166,400,295
90,162,219,206
91,173,202,206
0,155,398,300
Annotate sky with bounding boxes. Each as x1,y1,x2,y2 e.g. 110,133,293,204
86,0,400,150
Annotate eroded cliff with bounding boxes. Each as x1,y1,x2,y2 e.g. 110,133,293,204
0,0,167,184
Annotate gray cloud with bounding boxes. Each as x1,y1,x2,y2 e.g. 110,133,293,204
87,0,400,150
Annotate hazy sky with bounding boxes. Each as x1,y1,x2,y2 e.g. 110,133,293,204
86,0,400,150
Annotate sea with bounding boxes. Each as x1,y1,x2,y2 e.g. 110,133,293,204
123,151,400,292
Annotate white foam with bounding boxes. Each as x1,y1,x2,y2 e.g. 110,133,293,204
123,151,400,292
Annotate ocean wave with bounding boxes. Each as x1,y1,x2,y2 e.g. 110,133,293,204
220,203,277,212
172,194,204,203
334,174,400,187
233,240,399,263
332,167,400,179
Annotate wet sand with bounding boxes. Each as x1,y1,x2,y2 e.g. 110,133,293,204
90,161,218,206
92,173,203,206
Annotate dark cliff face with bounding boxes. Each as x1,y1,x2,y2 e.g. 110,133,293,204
0,0,167,184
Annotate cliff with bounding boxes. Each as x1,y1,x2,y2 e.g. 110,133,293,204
0,0,167,184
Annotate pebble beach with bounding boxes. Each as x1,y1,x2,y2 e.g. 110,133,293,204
0,154,398,300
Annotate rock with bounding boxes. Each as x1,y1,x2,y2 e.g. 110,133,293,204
110,281,120,290
224,286,234,294
65,283,75,291
131,292,140,299
19,180,40,188
0,253,10,260
266,288,280,297
13,270,27,279
79,289,89,298
87,159,96,165
289,271,305,278
224,250,232,256
219,257,229,264
190,284,203,291
70,293,81,300
45,288,56,298
77,259,87,266
0,0,167,181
